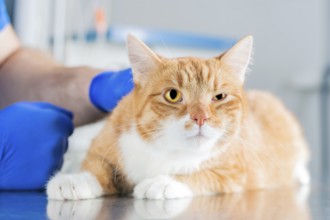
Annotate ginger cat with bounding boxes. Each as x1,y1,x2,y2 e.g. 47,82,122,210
47,35,309,200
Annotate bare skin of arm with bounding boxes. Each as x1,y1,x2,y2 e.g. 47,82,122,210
0,25,104,126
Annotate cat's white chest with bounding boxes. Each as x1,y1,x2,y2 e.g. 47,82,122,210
118,125,212,184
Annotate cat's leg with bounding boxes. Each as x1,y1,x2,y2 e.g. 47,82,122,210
47,171,104,200
47,153,117,200
133,175,193,200
133,169,245,200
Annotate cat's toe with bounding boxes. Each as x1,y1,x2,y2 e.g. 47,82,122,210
133,178,154,199
145,177,169,199
163,180,193,199
133,175,193,200
47,173,67,200
47,172,104,200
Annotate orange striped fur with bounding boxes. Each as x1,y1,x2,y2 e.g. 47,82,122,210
81,35,309,198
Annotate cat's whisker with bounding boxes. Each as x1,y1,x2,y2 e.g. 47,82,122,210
159,35,172,58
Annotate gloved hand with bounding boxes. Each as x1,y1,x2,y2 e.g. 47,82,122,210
0,102,74,190
89,68,134,112
0,0,10,31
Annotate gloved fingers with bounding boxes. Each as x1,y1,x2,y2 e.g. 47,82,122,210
31,102,73,120
111,68,135,89
113,68,133,78
58,116,74,136
1,102,74,136
0,102,73,190
89,73,109,112
116,69,135,91
62,135,69,154
48,113,74,136
30,102,74,135
6,101,74,120
89,68,134,112
116,75,134,95
51,137,69,170
99,67,132,78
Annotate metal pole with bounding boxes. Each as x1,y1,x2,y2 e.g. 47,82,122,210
53,0,67,62
321,67,330,183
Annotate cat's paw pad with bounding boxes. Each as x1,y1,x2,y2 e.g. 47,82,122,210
133,175,193,200
47,172,103,200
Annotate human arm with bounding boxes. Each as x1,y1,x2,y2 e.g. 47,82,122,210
0,8,133,126
0,45,104,126
0,2,103,126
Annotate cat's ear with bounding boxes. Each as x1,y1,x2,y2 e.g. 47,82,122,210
219,35,253,83
127,34,162,85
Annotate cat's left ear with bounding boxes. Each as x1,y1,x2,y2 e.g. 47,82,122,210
127,34,162,86
218,35,253,83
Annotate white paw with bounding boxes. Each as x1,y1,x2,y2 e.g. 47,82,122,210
133,175,193,200
47,172,104,200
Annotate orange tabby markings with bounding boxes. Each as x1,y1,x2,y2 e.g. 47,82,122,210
47,34,309,200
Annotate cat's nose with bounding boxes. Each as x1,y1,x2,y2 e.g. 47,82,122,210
191,113,209,127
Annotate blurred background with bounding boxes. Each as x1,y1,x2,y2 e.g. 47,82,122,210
5,0,330,183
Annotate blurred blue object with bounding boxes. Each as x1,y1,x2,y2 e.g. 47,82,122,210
89,68,134,112
0,0,9,31
0,102,73,190
80,26,236,51
0,192,47,220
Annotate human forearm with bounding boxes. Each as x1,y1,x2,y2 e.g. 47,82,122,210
0,47,104,126
0,26,20,65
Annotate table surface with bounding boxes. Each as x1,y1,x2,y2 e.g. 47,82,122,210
0,184,329,220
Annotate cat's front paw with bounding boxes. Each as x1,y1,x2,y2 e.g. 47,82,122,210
47,172,103,200
133,175,193,200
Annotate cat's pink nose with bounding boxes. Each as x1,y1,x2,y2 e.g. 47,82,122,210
191,113,209,127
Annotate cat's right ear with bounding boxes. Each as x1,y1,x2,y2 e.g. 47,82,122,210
127,34,162,86
218,35,253,84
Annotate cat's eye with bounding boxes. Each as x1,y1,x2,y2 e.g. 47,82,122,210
212,93,227,102
164,88,182,103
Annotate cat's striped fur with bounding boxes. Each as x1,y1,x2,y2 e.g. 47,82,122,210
47,35,309,200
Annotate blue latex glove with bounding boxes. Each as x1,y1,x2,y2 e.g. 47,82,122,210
0,0,10,31
89,68,134,112
0,102,74,190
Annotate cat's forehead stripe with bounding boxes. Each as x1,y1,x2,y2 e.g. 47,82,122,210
176,71,184,87
176,60,220,91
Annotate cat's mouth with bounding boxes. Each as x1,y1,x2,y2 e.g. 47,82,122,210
186,128,209,140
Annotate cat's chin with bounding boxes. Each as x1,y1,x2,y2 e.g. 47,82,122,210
186,133,209,142
182,126,222,151
181,135,219,154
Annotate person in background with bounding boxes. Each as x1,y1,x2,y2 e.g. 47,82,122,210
0,0,133,190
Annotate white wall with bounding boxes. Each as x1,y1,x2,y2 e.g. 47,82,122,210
14,0,53,50
112,0,326,82
112,0,327,179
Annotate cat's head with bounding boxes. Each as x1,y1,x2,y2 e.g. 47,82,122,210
127,35,252,154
